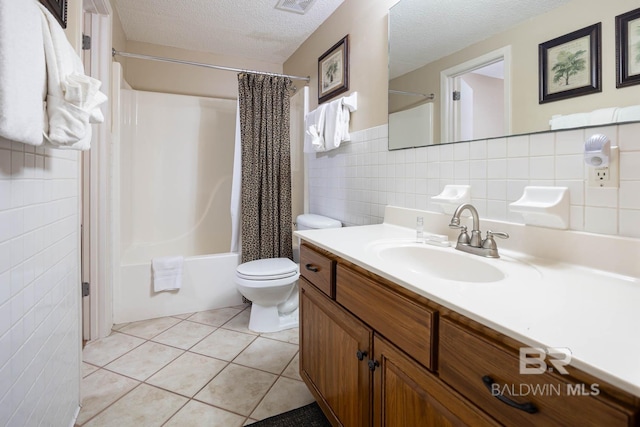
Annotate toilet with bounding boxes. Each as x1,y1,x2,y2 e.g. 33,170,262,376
235,214,342,333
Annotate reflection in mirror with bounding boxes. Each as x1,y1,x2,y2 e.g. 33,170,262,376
388,0,640,150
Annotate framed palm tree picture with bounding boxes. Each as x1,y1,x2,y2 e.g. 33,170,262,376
616,8,640,88
318,35,349,104
539,23,601,104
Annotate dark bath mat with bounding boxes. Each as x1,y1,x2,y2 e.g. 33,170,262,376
246,402,331,427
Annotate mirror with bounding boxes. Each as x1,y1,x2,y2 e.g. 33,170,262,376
388,0,640,150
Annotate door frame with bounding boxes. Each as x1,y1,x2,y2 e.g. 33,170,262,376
81,0,114,341
440,46,512,143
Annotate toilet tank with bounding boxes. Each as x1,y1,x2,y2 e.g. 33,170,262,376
296,214,342,230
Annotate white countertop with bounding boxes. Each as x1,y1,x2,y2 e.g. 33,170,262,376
295,215,640,398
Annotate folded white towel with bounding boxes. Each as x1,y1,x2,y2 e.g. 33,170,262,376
37,2,107,150
0,0,46,146
152,256,184,292
549,113,589,130
304,104,327,153
589,107,617,126
615,105,640,123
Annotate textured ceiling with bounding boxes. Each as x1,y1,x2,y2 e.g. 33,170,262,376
389,0,571,79
113,0,344,64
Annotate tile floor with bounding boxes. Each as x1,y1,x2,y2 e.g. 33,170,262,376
77,304,315,426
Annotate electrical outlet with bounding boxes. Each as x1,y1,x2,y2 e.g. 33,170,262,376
587,147,619,188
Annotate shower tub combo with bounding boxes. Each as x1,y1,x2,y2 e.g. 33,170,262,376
112,68,242,323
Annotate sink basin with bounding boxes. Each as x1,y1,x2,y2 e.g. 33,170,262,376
372,242,506,283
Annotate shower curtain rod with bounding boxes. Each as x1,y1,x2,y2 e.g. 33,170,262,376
389,89,435,100
112,49,311,82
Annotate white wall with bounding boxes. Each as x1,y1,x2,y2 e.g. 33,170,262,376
0,0,83,424
308,121,640,239
0,140,81,425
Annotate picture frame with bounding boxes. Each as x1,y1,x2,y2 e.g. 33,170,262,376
538,23,601,104
616,8,640,88
39,0,67,28
318,35,349,104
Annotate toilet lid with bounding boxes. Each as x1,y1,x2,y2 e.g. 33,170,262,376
236,258,299,280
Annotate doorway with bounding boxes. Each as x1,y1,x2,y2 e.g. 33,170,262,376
81,0,114,341
441,46,512,143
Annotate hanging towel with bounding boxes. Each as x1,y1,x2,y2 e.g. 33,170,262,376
152,256,184,292
304,104,327,153
323,94,357,151
37,2,107,150
0,0,46,146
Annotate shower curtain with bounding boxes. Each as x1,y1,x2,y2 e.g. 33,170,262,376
236,72,294,263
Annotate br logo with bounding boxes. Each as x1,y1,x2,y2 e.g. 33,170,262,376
519,347,572,375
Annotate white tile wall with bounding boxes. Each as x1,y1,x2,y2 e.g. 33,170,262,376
308,122,640,238
0,138,80,426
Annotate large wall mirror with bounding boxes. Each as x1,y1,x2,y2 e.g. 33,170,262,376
388,0,640,150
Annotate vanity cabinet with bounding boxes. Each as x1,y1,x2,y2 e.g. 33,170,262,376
300,278,372,426
439,316,635,427
299,243,640,427
372,334,499,427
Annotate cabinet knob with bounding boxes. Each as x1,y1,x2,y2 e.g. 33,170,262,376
305,264,319,272
481,376,538,414
356,350,368,361
368,359,379,371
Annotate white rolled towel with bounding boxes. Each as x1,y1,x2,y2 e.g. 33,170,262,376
152,256,184,292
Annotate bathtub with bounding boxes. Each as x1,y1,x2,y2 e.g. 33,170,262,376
114,253,243,324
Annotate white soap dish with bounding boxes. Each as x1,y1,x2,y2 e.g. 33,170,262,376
431,185,471,214
509,186,569,229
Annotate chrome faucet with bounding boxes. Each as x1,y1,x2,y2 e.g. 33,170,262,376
448,203,509,258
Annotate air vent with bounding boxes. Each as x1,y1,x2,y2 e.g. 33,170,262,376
275,0,317,15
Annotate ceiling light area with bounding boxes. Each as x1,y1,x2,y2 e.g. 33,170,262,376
275,0,318,15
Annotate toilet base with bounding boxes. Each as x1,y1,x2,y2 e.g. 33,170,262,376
248,304,299,333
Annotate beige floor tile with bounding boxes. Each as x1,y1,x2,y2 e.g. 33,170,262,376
260,327,299,345
146,352,227,397
171,312,193,319
76,369,139,425
194,364,277,416
83,384,187,427
190,328,256,361
281,352,301,381
164,400,245,427
82,362,99,378
105,341,184,381
221,309,257,335
250,376,315,421
244,419,258,426
234,337,298,374
188,307,243,327
151,320,216,350
111,322,129,331
82,332,145,367
118,316,181,339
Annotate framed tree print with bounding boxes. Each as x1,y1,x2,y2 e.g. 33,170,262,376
616,8,640,88
318,35,349,104
539,23,601,103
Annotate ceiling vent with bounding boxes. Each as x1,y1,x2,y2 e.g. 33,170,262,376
275,0,317,15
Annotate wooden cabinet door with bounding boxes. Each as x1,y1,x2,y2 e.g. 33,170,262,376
373,335,499,427
300,278,373,426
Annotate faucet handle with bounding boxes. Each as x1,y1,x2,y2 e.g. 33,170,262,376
454,225,470,245
487,230,509,239
482,230,509,250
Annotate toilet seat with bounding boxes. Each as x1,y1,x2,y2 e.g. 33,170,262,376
236,258,298,281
